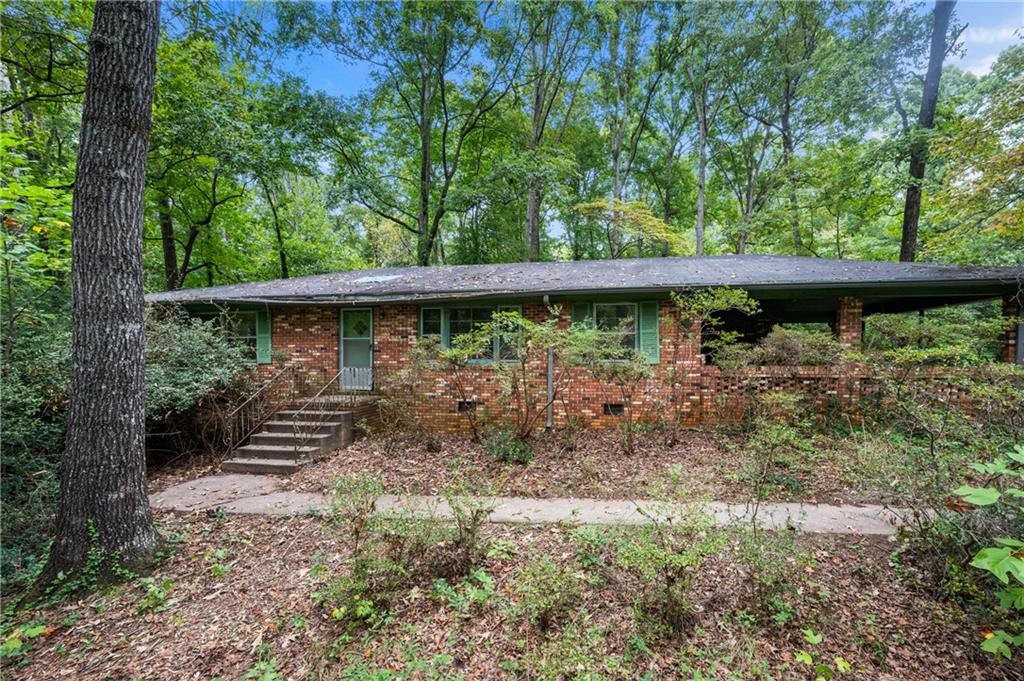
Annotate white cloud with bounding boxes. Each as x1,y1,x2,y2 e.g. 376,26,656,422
963,53,999,76
962,25,1020,45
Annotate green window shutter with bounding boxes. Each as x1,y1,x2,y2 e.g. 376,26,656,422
256,309,272,364
638,301,660,364
571,302,592,327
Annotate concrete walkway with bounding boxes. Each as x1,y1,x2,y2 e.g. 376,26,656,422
150,474,903,535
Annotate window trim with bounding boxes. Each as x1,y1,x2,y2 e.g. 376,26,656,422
592,301,640,353
419,304,523,363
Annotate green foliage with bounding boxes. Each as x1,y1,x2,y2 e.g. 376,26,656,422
320,477,493,632
144,306,254,420
863,304,1006,365
481,426,534,465
954,445,1024,660
431,569,495,616
512,557,582,631
137,576,174,614
614,508,725,635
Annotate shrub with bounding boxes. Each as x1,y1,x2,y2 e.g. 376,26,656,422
734,527,811,627
615,507,725,635
371,337,438,454
319,479,493,631
513,557,582,632
482,426,533,465
752,326,843,366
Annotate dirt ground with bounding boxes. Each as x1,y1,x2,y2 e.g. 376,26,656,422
280,428,885,505
4,511,1017,681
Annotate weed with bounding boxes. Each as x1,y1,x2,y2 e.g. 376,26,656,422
137,576,173,614
482,426,533,465
513,557,581,632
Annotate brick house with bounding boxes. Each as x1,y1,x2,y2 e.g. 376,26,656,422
148,255,1023,437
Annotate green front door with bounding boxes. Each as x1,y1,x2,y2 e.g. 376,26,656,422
340,309,373,390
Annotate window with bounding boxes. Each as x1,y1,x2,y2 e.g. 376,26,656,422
594,303,637,352
420,307,442,337
448,307,494,341
197,310,259,359
419,305,522,361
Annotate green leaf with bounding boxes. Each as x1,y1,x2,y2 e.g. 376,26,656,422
795,650,814,665
970,548,1024,585
980,631,1014,660
996,587,1024,610
814,663,834,680
1006,445,1024,465
834,656,852,672
994,538,1024,549
954,486,1001,506
802,628,823,645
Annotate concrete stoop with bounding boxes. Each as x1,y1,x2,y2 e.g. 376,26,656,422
221,407,356,474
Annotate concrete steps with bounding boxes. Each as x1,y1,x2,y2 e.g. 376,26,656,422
221,404,367,475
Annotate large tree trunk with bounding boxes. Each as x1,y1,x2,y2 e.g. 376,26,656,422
899,0,955,262
158,195,179,290
39,0,160,585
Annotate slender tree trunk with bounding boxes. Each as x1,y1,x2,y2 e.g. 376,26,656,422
781,101,802,252
695,109,708,256
416,20,435,267
899,0,955,262
158,195,179,290
39,0,160,586
260,177,288,279
524,182,542,261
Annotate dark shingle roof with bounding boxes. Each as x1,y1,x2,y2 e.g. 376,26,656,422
145,255,1023,305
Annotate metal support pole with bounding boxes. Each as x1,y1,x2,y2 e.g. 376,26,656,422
544,294,554,431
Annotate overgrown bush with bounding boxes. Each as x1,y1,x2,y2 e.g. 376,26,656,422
614,507,724,636
370,336,439,454
742,392,816,498
144,306,257,459
482,426,534,464
513,557,582,632
1,305,255,593
320,475,493,631
863,303,1006,363
714,325,843,368
0,320,70,593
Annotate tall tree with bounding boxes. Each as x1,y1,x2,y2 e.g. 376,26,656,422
595,1,680,257
899,0,956,262
285,1,526,266
40,0,160,583
680,2,731,256
520,2,590,261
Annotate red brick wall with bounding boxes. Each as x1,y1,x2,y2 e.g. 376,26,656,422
372,301,705,432
258,306,340,392
835,296,863,349
256,297,876,432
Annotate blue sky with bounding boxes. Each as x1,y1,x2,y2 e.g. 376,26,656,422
277,1,1023,99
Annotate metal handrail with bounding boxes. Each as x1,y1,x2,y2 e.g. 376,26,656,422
291,368,345,453
225,364,296,451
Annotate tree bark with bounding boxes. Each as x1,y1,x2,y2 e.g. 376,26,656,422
899,0,955,262
260,177,288,279
158,195,179,290
39,0,160,585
